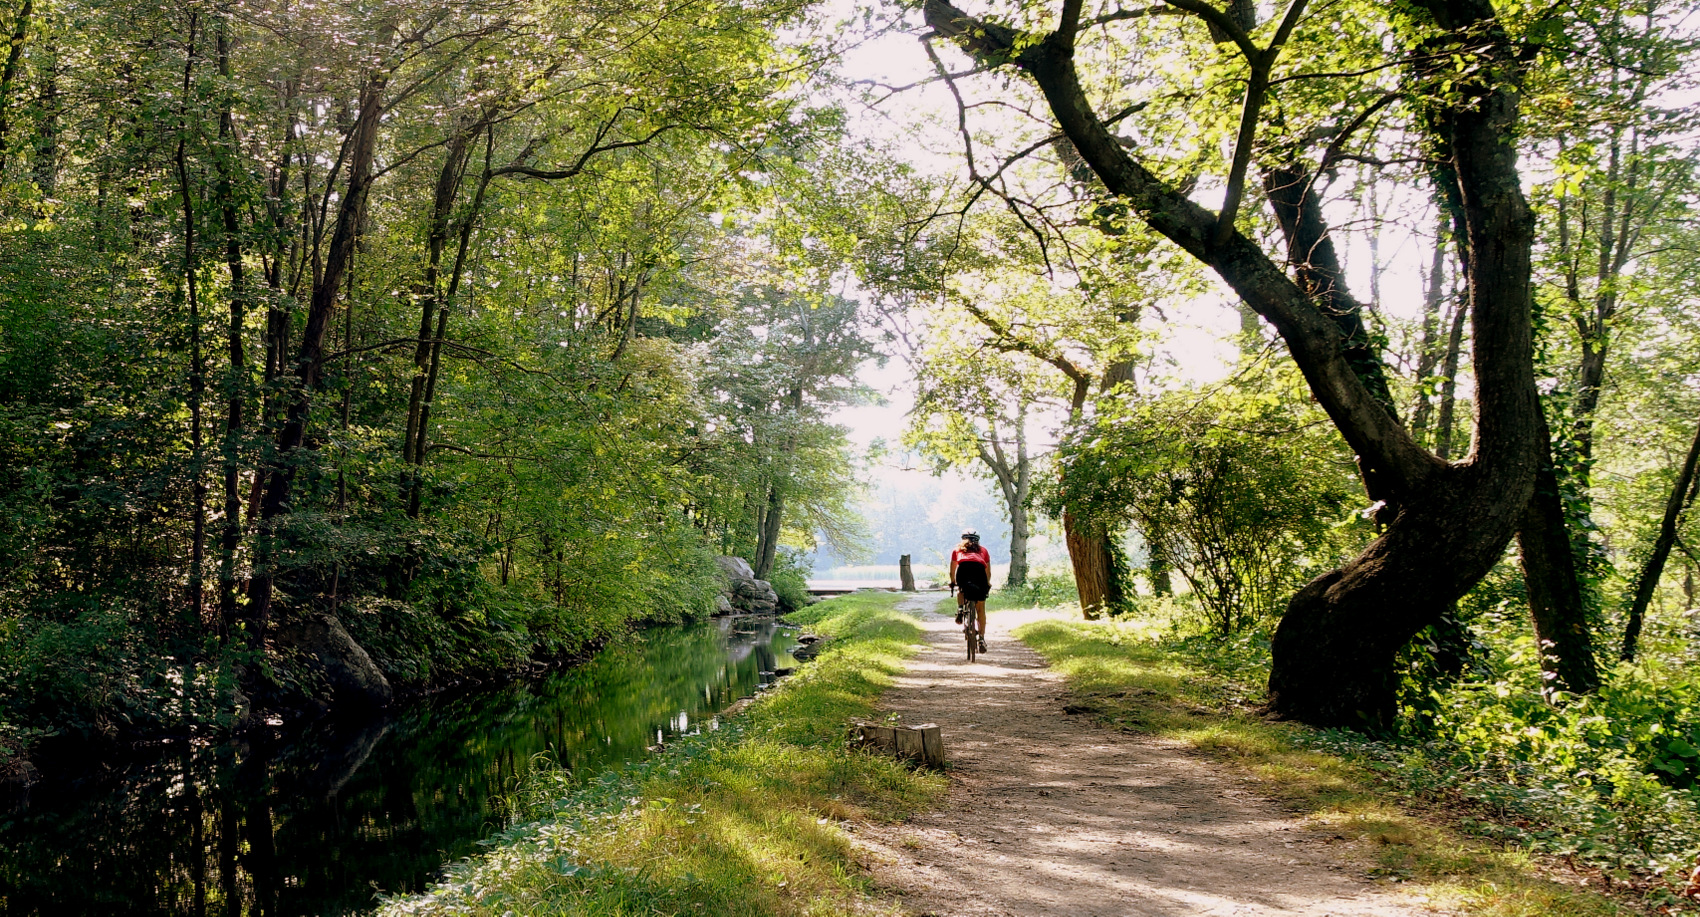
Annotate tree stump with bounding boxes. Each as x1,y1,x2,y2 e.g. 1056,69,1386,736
851,721,943,767
899,554,917,592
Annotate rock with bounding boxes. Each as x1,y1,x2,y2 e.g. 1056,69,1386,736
793,637,829,661
273,613,394,711
714,594,734,615
715,556,780,614
717,556,756,580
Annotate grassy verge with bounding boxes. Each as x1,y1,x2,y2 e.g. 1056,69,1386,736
379,591,944,917
1013,613,1639,917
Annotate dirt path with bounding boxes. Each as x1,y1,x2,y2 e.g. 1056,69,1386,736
854,595,1439,917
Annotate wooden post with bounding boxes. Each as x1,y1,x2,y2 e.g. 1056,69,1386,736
899,554,916,592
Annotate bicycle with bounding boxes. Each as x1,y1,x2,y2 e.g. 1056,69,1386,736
950,584,979,663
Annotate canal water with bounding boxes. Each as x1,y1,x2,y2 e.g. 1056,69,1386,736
0,616,801,917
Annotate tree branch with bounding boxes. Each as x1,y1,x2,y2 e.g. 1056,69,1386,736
1160,0,1257,58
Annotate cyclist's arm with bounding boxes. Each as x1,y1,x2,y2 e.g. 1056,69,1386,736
948,555,958,586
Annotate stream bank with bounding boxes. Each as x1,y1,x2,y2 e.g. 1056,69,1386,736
0,615,802,917
375,590,944,917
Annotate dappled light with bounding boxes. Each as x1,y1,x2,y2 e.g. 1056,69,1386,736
2,0,1699,912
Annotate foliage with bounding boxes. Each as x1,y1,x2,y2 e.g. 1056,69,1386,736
377,591,943,917
1048,365,1370,635
992,570,1079,610
0,0,877,747
766,548,816,613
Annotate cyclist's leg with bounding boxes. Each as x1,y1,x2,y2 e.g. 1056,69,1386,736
975,600,988,650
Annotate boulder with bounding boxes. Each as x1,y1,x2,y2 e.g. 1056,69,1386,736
273,613,394,711
717,556,756,580
716,556,780,614
714,594,734,615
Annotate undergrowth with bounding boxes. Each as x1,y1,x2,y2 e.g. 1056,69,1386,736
1014,611,1685,917
378,591,943,917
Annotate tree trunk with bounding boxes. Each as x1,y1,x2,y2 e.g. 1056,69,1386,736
899,554,916,592
754,378,805,581
410,146,495,518
213,19,246,637
1517,426,1601,693
1433,290,1468,460
978,409,1032,588
175,13,207,626
1063,510,1122,619
1006,487,1030,588
1408,236,1447,442
1622,411,1700,661
247,61,388,640
402,127,474,516
923,0,1546,728
1145,519,1173,596
753,479,783,580
0,0,33,176
30,23,54,194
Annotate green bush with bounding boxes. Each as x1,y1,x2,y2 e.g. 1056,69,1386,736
995,571,1078,609
766,547,815,613
0,598,170,740
1046,364,1369,636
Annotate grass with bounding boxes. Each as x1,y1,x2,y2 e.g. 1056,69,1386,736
1013,614,1639,917
378,591,944,917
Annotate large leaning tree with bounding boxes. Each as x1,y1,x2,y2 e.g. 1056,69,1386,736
921,0,1554,728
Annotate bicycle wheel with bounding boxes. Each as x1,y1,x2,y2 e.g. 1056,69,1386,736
965,619,977,662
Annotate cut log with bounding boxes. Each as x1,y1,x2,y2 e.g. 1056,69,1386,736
900,554,917,592
851,721,943,767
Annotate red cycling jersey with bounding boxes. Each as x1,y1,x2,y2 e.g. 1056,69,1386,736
950,545,991,568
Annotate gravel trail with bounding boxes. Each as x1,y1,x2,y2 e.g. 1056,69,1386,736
854,595,1438,917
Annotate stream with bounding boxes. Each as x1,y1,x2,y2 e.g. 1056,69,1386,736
0,616,801,917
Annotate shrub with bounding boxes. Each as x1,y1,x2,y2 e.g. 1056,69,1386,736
996,570,1078,609
766,547,814,613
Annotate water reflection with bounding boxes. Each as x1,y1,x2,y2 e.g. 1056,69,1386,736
0,617,798,917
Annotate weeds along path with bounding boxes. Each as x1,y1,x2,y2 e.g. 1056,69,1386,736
855,596,1437,917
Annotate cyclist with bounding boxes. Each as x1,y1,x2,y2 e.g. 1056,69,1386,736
949,529,992,654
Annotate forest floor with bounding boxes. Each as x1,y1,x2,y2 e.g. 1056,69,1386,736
853,594,1440,917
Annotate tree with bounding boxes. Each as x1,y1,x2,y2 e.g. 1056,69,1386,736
910,338,1048,589
0,0,849,738
923,0,1555,727
1051,365,1368,635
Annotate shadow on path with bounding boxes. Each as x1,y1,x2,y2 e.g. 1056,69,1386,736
854,596,1438,917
